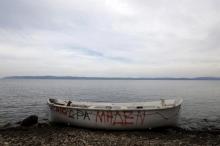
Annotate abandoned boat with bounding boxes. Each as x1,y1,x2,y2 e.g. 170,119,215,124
47,98,182,130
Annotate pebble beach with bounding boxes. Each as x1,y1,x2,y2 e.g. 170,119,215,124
1,122,220,146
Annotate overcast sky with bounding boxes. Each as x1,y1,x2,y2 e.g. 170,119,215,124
0,0,220,77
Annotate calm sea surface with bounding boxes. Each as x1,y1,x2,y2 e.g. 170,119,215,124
0,79,220,130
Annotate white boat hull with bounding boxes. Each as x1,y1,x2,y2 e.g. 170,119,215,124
48,99,182,130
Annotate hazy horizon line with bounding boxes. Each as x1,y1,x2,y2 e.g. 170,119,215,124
2,75,220,80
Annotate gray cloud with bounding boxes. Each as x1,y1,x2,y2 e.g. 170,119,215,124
0,0,220,77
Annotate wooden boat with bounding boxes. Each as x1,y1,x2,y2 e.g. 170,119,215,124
47,98,182,130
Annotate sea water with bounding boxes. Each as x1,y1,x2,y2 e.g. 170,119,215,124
0,79,220,130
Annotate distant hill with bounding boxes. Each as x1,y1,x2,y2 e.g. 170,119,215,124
2,76,220,80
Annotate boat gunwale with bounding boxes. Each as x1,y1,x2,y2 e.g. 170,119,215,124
47,98,182,112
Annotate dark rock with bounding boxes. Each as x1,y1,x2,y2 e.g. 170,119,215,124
21,115,38,127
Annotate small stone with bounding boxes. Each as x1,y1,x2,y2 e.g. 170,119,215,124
64,138,68,143
4,142,9,146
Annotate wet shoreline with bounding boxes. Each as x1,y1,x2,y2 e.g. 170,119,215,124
1,122,220,146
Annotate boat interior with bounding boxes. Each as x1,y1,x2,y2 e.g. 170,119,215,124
48,98,182,110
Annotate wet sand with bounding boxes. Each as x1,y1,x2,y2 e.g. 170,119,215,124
0,123,220,146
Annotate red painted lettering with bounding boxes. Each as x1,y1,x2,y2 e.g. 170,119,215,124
96,111,106,123
124,111,134,125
